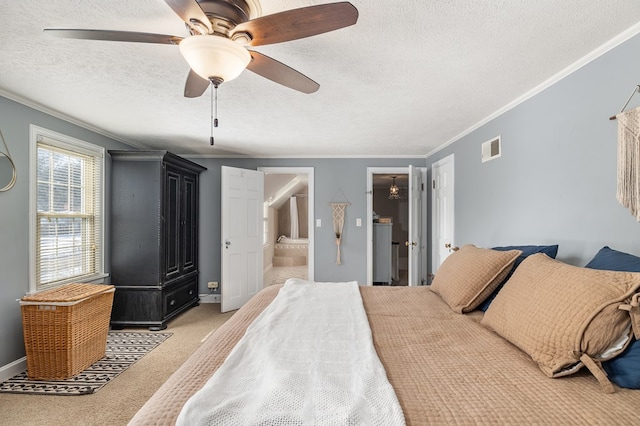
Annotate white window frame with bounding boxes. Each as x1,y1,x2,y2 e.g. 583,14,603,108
29,125,107,293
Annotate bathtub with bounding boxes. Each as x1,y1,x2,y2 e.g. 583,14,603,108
274,236,308,266
277,236,309,244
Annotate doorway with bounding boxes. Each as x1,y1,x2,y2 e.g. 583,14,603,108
367,166,427,286
373,173,409,285
259,167,315,287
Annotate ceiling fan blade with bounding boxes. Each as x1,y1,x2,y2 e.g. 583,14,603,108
44,29,182,44
247,51,319,94
164,0,213,34
184,69,210,98
232,2,358,46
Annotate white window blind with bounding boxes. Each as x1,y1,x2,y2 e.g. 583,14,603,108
34,131,104,291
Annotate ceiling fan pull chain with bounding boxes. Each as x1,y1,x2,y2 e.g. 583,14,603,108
210,82,219,146
215,83,219,129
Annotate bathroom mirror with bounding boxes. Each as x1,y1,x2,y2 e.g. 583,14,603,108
0,130,16,192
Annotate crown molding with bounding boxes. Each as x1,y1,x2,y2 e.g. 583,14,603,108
0,88,146,150
425,20,640,159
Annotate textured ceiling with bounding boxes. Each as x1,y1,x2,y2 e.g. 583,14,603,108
1,1,640,157
264,172,307,207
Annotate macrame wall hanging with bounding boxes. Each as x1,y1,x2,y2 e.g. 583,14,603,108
329,190,350,265
615,106,640,220
611,85,640,221
330,202,349,264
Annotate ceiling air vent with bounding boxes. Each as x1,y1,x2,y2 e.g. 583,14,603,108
481,136,501,163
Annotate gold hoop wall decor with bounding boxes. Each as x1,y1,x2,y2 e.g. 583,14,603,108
0,129,16,192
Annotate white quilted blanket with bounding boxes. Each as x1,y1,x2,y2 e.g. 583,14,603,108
177,279,405,425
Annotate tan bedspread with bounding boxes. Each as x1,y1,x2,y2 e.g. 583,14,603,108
129,285,640,425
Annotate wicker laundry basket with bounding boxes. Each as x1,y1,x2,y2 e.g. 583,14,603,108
20,283,115,380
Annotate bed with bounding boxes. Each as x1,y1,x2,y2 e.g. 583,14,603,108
129,244,640,425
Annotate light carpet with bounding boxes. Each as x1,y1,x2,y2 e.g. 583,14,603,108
0,331,171,396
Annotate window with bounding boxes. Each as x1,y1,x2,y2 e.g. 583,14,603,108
30,126,105,292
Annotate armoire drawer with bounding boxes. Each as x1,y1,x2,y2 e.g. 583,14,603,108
164,279,198,316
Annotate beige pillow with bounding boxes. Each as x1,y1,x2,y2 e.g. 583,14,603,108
482,253,640,389
430,244,521,313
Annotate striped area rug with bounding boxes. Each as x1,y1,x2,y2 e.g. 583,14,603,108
0,331,171,396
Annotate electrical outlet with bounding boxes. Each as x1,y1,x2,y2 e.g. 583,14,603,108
207,281,218,289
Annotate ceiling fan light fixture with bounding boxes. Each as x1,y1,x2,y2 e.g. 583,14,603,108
179,35,250,83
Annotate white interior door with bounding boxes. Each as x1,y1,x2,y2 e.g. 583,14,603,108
221,166,264,313
431,155,455,275
407,165,423,286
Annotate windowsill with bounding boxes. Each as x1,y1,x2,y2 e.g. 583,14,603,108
83,273,110,284
30,272,110,295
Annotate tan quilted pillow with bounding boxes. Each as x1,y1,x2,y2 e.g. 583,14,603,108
430,244,521,313
482,253,640,391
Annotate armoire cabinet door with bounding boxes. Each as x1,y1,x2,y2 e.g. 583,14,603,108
164,165,182,282
182,171,198,276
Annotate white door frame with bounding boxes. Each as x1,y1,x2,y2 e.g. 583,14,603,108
431,154,455,277
258,166,315,281
408,165,424,286
366,167,427,286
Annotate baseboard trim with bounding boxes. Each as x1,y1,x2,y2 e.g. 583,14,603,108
199,293,221,303
0,356,26,382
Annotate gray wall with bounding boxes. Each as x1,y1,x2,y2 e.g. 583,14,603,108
426,31,640,272
187,158,426,293
0,96,131,369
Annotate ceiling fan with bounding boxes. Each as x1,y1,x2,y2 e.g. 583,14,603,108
44,0,359,97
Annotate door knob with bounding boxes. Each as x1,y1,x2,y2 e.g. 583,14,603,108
224,240,231,249
405,241,417,247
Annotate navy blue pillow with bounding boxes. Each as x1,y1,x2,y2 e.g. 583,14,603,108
586,246,640,389
601,345,640,389
477,245,559,312
585,246,640,272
